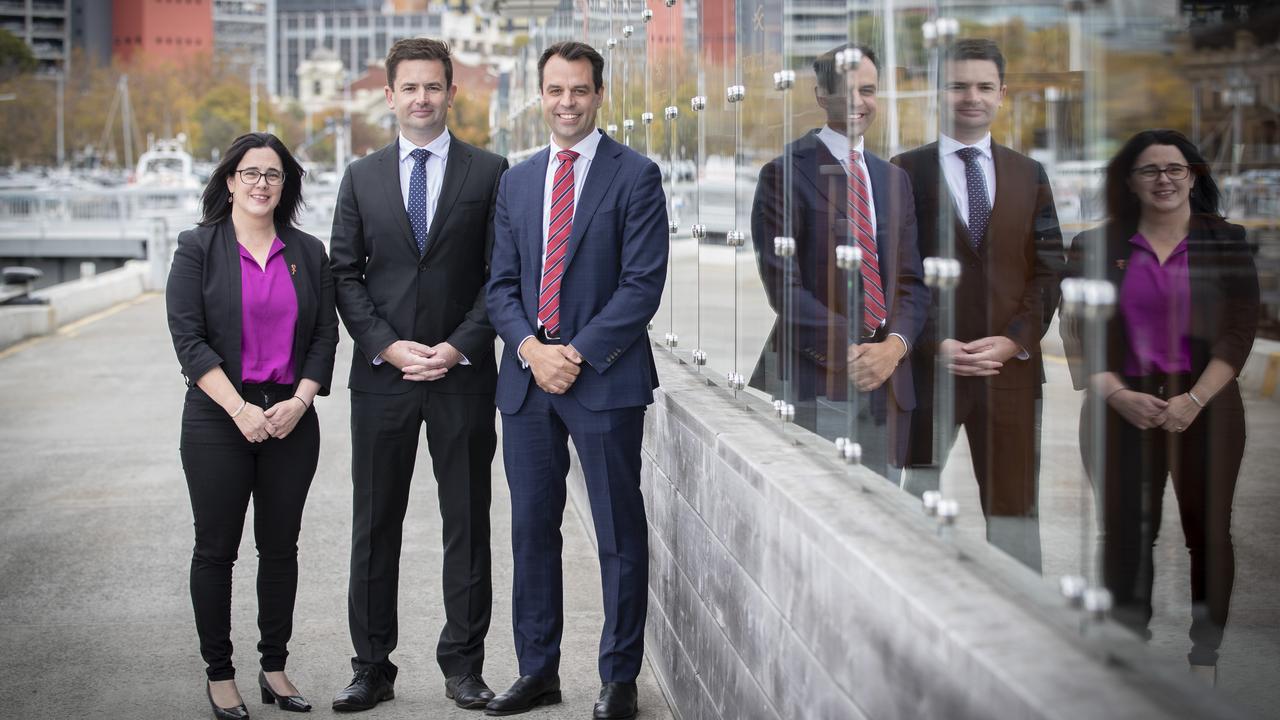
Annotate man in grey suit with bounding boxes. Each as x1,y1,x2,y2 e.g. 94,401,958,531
329,38,508,712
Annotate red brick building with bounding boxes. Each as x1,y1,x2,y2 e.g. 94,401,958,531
112,0,214,66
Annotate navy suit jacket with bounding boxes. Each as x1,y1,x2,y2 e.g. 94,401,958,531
751,130,927,425
486,131,669,414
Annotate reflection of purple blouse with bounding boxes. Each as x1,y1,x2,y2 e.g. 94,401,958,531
1119,233,1192,376
239,238,298,384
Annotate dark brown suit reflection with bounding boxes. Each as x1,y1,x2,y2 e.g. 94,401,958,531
892,143,1063,554
1068,215,1257,666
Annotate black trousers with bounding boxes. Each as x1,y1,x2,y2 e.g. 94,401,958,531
347,386,496,680
1086,374,1245,666
180,383,320,682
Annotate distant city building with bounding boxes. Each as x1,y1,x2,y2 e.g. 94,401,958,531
296,45,345,115
214,0,277,95
112,0,214,67
1,0,71,75
276,6,440,99
70,0,112,68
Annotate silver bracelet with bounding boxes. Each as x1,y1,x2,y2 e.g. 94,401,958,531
229,399,247,418
1187,390,1206,408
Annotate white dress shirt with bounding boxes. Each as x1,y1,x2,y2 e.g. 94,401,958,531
398,129,451,228
939,132,995,228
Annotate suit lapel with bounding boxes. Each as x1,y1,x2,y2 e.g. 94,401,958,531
526,147,550,265
219,220,244,371
422,139,473,260
563,133,621,270
375,141,417,255
793,131,839,211
278,228,308,362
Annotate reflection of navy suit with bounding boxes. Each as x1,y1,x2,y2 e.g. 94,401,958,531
750,129,926,469
486,131,668,682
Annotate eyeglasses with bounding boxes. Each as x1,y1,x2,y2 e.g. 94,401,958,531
236,168,285,186
1131,163,1190,182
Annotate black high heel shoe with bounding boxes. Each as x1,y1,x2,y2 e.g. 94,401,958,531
206,681,250,720
259,671,312,712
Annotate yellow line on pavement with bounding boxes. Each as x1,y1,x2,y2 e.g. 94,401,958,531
1262,353,1280,399
0,293,157,361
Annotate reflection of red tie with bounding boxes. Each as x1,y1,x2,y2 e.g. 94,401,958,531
538,149,579,335
848,150,885,333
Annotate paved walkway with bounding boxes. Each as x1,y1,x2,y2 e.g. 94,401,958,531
0,293,672,719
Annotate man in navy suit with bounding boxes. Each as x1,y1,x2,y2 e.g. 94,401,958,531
484,41,667,720
751,44,926,479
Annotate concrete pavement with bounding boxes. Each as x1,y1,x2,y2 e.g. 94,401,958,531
0,293,672,719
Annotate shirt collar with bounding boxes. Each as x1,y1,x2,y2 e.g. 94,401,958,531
399,129,452,164
237,236,286,263
941,132,992,160
817,125,866,160
1129,232,1189,258
549,128,603,162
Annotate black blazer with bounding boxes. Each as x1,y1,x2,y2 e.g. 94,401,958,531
1063,215,1259,385
166,220,338,395
331,136,508,395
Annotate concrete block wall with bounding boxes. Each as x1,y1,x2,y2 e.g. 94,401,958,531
0,262,149,350
564,347,1253,720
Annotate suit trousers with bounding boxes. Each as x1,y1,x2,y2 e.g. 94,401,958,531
1086,374,1244,666
500,387,649,683
180,384,320,682
347,386,496,680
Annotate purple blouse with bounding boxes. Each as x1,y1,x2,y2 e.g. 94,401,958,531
1119,233,1192,376
239,238,298,384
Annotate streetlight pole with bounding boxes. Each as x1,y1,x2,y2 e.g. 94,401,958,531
250,61,263,133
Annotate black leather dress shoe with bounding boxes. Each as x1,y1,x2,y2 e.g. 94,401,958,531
593,682,638,720
206,681,250,720
258,671,312,712
446,673,495,709
331,666,394,712
484,675,561,716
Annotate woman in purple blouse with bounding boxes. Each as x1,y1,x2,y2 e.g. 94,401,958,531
167,133,338,718
1069,130,1258,684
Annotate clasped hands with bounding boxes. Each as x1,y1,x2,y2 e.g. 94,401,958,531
521,339,584,395
382,339,464,382
1107,389,1201,433
939,336,1020,377
232,397,308,443
846,336,907,393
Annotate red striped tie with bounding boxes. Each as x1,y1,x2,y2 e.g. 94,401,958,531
847,150,886,334
538,149,579,336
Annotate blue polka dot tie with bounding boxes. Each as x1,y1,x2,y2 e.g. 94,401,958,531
408,148,430,256
957,146,990,249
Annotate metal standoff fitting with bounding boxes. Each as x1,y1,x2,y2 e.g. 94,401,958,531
1083,586,1113,620
774,236,795,257
842,441,862,465
623,118,635,131
836,47,862,71
922,20,939,48
664,0,675,7
1082,279,1117,321
773,399,784,416
641,8,653,22
691,224,707,240
606,37,618,50
727,372,746,390
936,17,959,39
835,437,848,456
725,230,745,247
622,24,634,38
726,85,745,103
692,349,707,366
690,95,707,111
921,490,942,516
606,123,619,135
664,105,679,120
668,221,679,234
1060,277,1084,318
936,499,959,525
781,403,796,422
647,321,654,331
773,70,795,90
642,111,654,124
835,244,863,270
922,256,961,288
664,332,679,347
1059,575,1087,607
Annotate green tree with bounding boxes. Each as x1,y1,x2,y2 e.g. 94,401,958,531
0,29,36,84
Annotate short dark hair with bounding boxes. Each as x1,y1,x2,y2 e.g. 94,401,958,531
813,44,878,94
1105,129,1222,235
945,38,1005,84
385,37,453,89
537,41,605,91
199,133,306,228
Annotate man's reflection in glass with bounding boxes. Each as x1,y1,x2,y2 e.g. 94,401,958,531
892,40,1064,572
750,45,926,479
